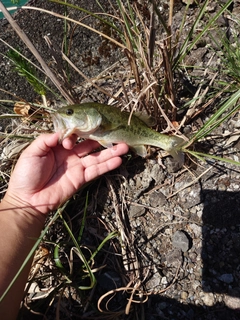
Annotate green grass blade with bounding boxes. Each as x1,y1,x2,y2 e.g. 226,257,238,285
90,231,118,262
116,0,136,49
53,242,72,282
59,210,96,290
78,192,89,243
186,150,240,166
191,89,240,142
173,0,233,69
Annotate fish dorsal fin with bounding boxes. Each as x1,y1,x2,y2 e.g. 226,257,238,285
134,112,156,127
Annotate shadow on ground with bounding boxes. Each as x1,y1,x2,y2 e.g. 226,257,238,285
146,189,240,319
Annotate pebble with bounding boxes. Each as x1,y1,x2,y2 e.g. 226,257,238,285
218,273,234,284
161,276,168,285
148,191,166,207
150,163,165,184
172,230,191,252
224,295,240,310
200,292,215,306
192,280,201,290
180,291,188,300
129,205,145,218
189,223,202,238
188,252,197,262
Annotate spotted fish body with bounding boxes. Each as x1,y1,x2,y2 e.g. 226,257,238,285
51,103,184,161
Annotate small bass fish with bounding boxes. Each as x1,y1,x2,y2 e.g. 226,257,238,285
51,103,184,162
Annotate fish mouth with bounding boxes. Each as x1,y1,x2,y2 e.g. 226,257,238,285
51,109,103,143
51,112,74,142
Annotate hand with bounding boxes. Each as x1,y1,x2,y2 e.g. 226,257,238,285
4,133,128,215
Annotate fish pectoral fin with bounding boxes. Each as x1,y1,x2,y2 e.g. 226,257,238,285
98,140,113,148
101,123,123,131
131,145,147,157
134,112,156,127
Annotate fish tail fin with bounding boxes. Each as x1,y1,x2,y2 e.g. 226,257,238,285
168,149,185,165
167,136,185,165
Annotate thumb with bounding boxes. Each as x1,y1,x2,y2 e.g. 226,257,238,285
23,133,60,157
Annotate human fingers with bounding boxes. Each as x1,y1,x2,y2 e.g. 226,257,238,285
72,139,102,157
62,134,78,150
84,156,123,182
80,143,129,168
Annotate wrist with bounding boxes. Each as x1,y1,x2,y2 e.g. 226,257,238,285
1,193,46,227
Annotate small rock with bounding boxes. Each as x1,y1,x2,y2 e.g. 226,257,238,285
172,230,191,252
189,223,202,238
148,191,167,207
161,276,168,285
145,271,161,291
188,252,197,262
150,163,165,184
181,291,188,300
129,205,145,218
224,295,240,310
200,292,215,307
164,157,183,173
218,273,234,284
192,280,201,290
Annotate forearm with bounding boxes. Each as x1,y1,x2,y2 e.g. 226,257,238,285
0,197,46,320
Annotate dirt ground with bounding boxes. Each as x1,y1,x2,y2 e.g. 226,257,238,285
0,0,240,319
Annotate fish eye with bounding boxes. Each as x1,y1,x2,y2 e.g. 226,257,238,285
66,108,74,116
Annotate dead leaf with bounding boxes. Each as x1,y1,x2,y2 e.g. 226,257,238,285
14,102,31,117
225,134,240,146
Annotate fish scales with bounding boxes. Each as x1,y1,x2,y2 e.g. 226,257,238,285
51,103,184,162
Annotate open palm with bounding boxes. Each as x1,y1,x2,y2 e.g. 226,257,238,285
6,133,128,214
